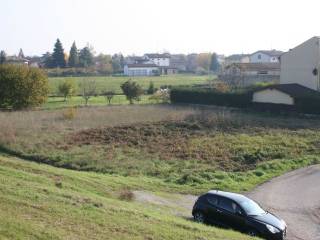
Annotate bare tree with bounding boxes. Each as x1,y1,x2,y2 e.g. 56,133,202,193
79,79,97,105
101,90,116,105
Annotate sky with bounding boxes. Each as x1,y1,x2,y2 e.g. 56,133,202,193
1,0,320,56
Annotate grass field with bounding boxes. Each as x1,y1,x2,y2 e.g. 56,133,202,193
48,74,211,95
0,155,257,240
1,105,319,194
44,95,154,109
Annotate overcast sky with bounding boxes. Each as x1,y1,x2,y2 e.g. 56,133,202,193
1,0,319,56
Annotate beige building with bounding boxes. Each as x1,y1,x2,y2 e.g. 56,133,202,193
252,83,320,106
280,37,320,91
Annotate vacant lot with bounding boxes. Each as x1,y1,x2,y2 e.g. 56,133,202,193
49,74,210,95
1,105,319,194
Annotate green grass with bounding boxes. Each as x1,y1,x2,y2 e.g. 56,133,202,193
44,95,155,109
0,154,258,240
48,74,210,95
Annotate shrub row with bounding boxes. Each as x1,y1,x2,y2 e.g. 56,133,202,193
170,87,252,108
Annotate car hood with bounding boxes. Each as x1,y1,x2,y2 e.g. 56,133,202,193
249,212,286,230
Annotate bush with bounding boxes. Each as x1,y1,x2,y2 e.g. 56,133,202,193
118,189,134,201
58,79,76,101
170,87,252,108
0,65,49,109
62,107,77,120
121,80,143,104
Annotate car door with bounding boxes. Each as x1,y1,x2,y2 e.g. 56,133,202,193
216,197,246,231
204,194,221,225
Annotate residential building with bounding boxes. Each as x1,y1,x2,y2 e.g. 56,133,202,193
144,53,170,67
225,54,250,64
280,36,320,91
124,64,159,76
250,50,283,63
170,54,187,72
5,56,29,65
219,63,280,87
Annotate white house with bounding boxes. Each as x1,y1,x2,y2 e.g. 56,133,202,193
280,37,320,91
124,64,159,76
144,53,170,67
250,50,283,63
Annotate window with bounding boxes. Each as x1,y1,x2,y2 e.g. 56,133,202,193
258,54,262,60
207,195,218,206
219,197,236,213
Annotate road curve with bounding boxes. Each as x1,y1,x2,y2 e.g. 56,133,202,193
247,165,320,240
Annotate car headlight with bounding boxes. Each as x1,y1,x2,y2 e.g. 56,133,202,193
266,224,280,234
280,219,287,227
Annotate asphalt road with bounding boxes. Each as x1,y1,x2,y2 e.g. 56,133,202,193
248,165,320,240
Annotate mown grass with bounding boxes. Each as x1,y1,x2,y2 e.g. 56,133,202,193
48,74,210,95
0,105,319,193
44,95,156,109
0,155,257,240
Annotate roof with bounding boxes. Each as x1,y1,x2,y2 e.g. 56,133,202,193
207,190,249,203
253,84,320,99
126,64,158,68
225,54,250,61
145,53,170,59
251,50,283,57
226,62,280,71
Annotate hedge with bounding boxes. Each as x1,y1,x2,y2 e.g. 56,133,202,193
170,87,320,115
170,87,252,108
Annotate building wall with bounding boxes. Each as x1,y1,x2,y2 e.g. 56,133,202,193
250,52,279,63
280,37,320,91
252,89,294,105
124,66,158,76
149,58,170,67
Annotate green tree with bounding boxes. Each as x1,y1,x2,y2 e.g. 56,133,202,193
52,39,66,68
121,80,143,104
0,65,49,109
0,51,6,64
68,41,79,67
210,53,220,72
79,46,94,67
147,81,156,94
95,54,113,74
58,79,76,101
42,52,53,68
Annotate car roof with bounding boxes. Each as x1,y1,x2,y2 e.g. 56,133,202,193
206,190,250,203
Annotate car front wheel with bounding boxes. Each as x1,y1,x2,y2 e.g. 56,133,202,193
193,211,206,223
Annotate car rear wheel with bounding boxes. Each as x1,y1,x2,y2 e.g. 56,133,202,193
193,211,205,223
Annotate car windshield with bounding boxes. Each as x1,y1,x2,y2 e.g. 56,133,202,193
239,199,266,216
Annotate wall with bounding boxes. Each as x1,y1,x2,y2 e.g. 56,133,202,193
149,58,170,67
252,89,294,105
280,37,320,91
124,66,158,76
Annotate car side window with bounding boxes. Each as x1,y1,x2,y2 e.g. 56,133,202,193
206,195,218,206
219,197,236,213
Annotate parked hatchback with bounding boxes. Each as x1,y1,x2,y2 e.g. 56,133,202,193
192,190,287,240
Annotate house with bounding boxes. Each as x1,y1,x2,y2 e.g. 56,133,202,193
144,53,170,67
219,63,280,87
250,50,283,63
5,56,29,65
225,54,250,64
123,53,177,76
280,37,320,91
170,54,187,72
124,64,159,76
252,83,320,107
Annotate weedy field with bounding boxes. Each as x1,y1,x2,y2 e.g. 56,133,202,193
0,105,319,194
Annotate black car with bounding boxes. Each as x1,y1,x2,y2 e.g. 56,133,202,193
192,190,287,240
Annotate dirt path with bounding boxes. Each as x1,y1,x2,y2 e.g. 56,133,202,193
134,165,320,240
248,165,320,240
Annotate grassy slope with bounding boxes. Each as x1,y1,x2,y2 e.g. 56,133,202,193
48,74,210,95
0,155,256,240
